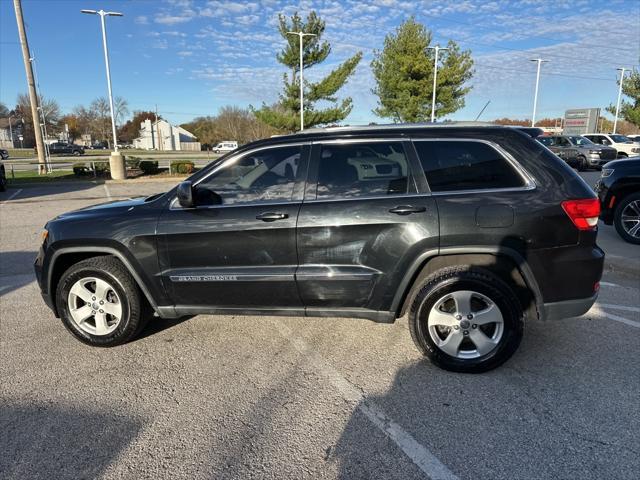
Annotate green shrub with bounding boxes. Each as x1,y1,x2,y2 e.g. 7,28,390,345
126,156,141,169
170,160,195,175
93,161,110,175
139,160,159,174
73,162,90,176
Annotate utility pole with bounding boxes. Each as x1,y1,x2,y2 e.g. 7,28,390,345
286,31,316,131
427,45,448,122
613,67,628,134
155,104,162,151
530,58,548,127
13,0,46,174
81,8,125,179
8,113,14,148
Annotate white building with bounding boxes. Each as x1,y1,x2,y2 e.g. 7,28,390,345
133,119,200,151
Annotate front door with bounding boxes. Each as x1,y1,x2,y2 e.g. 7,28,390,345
157,143,309,310
296,139,439,316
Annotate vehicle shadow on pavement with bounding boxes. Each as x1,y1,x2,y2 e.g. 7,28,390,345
134,315,195,342
0,251,38,297
1,181,100,202
0,401,144,479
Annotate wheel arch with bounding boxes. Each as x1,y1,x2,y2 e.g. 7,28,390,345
392,247,543,322
48,246,159,317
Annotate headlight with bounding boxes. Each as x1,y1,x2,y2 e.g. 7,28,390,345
601,168,614,178
632,147,640,153
588,149,600,154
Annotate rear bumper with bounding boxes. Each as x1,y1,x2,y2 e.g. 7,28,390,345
543,292,598,321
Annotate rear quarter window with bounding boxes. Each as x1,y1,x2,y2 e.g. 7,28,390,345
414,140,525,192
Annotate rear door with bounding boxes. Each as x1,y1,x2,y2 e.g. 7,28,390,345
296,138,439,316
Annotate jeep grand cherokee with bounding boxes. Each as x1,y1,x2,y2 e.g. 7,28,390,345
35,124,604,373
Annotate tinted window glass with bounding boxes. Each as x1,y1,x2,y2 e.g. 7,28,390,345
415,140,524,192
537,137,553,147
316,142,409,199
196,146,301,205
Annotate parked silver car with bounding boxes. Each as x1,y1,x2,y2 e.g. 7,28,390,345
538,135,616,170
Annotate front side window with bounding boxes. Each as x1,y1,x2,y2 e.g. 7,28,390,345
609,134,631,143
195,145,301,205
415,140,525,192
316,142,409,199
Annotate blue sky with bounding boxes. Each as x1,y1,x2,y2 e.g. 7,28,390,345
1,0,639,127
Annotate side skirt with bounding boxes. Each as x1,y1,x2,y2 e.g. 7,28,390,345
157,305,396,324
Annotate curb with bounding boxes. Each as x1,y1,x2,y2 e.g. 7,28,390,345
106,176,186,184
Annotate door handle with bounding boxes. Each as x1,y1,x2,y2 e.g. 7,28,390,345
389,205,426,215
256,212,289,221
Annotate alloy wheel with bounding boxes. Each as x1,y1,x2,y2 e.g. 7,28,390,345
427,290,504,359
621,200,640,239
67,277,123,336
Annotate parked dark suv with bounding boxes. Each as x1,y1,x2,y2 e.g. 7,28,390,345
595,157,640,244
48,142,85,155
35,124,604,372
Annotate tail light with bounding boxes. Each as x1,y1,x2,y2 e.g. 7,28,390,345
561,199,600,230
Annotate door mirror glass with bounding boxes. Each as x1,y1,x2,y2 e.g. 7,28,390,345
177,181,195,208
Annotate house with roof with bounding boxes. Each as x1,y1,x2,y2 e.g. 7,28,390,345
0,117,23,149
132,119,200,151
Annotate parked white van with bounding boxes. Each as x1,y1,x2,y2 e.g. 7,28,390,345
213,141,238,154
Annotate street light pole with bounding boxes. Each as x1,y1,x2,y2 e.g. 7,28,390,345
613,67,628,134
530,58,548,127
286,31,316,131
427,45,448,123
82,8,125,179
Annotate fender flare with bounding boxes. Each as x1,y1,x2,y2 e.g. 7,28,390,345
48,246,160,311
390,246,545,320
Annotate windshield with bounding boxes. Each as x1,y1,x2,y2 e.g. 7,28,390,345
610,134,631,143
568,136,594,146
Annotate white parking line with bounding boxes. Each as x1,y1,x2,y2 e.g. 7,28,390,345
599,282,620,288
103,183,112,200
597,303,640,314
273,319,459,480
0,188,23,204
591,306,640,329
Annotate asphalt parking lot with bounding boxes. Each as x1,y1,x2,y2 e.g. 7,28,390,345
1,175,639,480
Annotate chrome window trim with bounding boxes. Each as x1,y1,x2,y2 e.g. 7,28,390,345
170,141,310,211
170,197,301,211
411,137,536,195
302,192,429,204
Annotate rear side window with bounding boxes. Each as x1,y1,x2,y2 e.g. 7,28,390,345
316,142,409,199
414,140,525,192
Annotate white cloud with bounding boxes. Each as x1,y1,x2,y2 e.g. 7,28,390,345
135,15,149,25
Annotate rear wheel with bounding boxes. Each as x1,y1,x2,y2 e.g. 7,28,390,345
614,192,640,244
409,267,524,373
617,152,628,159
56,256,149,346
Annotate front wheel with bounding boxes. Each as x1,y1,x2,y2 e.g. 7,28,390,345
576,155,588,171
56,256,149,346
614,192,640,244
409,267,524,373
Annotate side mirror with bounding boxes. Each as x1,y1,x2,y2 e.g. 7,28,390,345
177,181,195,208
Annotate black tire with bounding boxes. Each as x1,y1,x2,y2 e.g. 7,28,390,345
617,152,628,159
409,266,524,373
614,192,640,245
576,155,588,171
56,256,149,347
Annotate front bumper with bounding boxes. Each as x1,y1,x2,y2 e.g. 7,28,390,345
543,292,598,321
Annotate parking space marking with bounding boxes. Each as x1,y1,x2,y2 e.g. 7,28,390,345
103,183,112,200
599,282,620,288
598,303,640,314
273,319,459,480
591,306,640,329
0,188,23,204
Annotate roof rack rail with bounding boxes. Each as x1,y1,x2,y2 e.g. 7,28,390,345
294,121,497,134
